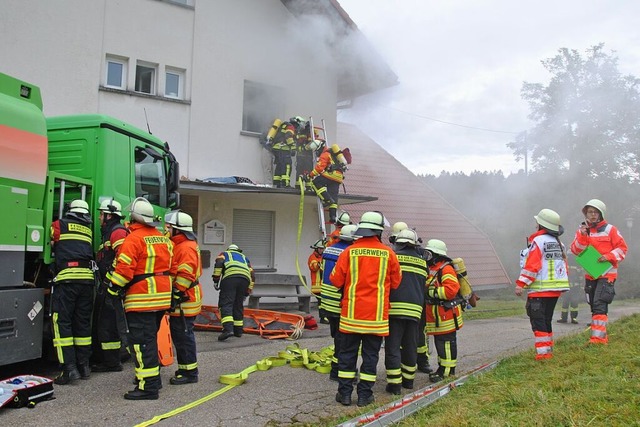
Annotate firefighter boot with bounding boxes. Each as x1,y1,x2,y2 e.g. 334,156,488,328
54,364,81,385
170,372,199,385
233,326,243,338
402,379,414,389
385,384,402,395
78,362,91,380
335,392,352,406
571,311,579,324
357,394,375,407
557,313,568,323
124,388,159,400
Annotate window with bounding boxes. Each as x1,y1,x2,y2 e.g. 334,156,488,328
232,209,275,269
242,80,283,133
105,56,127,89
135,62,157,95
134,146,168,207
165,67,184,99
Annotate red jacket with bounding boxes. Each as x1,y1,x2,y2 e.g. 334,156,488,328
425,260,463,335
169,233,202,317
308,250,323,295
309,148,344,183
570,220,627,280
330,236,401,335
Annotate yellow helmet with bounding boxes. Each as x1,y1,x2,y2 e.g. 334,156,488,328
395,228,419,246
310,239,326,250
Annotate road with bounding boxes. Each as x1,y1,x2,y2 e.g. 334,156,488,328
2,302,639,426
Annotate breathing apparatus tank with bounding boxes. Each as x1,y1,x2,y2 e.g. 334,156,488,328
330,144,348,167
266,118,283,142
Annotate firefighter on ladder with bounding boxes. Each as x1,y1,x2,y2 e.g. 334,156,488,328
305,143,350,224
213,244,255,341
165,210,202,385
92,198,128,373
107,197,173,400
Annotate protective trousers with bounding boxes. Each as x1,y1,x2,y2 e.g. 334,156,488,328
416,308,430,370
127,311,164,392
328,316,343,379
311,175,339,223
433,331,457,377
273,149,292,187
169,315,198,377
385,317,418,388
559,285,581,322
219,276,249,334
338,333,383,400
52,282,94,369
526,296,558,359
586,278,615,344
93,283,123,367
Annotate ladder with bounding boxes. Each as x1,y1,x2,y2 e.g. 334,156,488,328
308,117,332,239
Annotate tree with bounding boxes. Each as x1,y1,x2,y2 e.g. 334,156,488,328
509,44,640,181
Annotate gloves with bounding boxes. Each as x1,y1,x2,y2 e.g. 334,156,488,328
106,284,124,299
171,289,188,310
213,282,220,291
245,287,253,296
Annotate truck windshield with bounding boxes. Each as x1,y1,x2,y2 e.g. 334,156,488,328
134,146,167,207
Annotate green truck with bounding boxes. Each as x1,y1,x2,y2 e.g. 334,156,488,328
0,72,180,366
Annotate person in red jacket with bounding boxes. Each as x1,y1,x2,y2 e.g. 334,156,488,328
308,238,327,323
108,197,173,400
165,210,202,385
515,209,570,360
570,199,627,344
330,211,401,407
326,211,351,247
307,143,349,223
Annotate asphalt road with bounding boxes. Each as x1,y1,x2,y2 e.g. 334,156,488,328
2,302,639,426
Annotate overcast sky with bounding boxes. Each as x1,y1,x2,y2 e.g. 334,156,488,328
337,0,640,176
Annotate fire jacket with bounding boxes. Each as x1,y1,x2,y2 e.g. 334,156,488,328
308,250,323,295
109,223,173,312
390,247,428,321
320,240,350,315
325,227,341,247
309,148,344,184
96,219,128,280
271,122,296,151
425,259,463,334
213,249,255,290
570,220,627,281
50,215,95,283
169,233,202,317
330,236,401,335
517,230,570,297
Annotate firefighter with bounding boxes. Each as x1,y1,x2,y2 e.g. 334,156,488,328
295,121,318,181
424,239,463,382
269,116,306,188
570,199,627,344
50,199,96,385
385,229,428,394
320,224,357,381
107,197,173,400
330,211,401,407
326,211,351,247
308,239,327,323
388,222,408,245
515,209,570,360
306,143,348,224
557,264,583,324
92,198,128,373
165,210,202,385
213,244,255,341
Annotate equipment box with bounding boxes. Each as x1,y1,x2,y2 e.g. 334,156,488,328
0,375,54,408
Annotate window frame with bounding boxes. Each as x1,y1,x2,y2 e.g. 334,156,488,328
242,80,284,134
135,61,158,95
164,67,185,99
105,56,128,90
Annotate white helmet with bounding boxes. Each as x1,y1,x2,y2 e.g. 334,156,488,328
395,228,419,246
98,198,122,217
164,210,193,232
582,199,606,220
339,224,358,241
425,239,448,256
336,211,351,227
306,140,325,152
69,199,89,214
129,197,156,225
355,211,385,237
534,208,561,232
310,239,325,250
227,244,241,252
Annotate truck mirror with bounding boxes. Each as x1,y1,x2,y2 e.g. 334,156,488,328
168,191,180,209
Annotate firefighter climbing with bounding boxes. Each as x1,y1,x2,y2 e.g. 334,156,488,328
264,116,307,188
305,142,351,224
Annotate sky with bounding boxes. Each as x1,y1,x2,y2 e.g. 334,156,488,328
336,0,640,176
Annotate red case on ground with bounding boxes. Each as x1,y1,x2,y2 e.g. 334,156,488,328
0,375,54,408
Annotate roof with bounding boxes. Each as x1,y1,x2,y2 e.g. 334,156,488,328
336,122,512,289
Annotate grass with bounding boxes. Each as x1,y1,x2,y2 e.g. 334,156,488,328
461,297,526,321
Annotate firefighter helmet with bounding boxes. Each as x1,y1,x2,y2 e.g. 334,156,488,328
534,208,561,232
355,211,385,237
389,221,408,243
582,199,606,220
306,140,325,152
164,210,193,232
425,239,448,256
290,116,306,128
339,224,358,241
129,197,156,225
98,198,123,217
310,239,325,250
228,244,241,252
336,211,351,227
69,199,89,214
395,228,419,246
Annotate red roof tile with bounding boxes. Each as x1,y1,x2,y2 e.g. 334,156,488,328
336,122,511,289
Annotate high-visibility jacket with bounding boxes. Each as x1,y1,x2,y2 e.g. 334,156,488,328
213,249,255,290
320,240,351,315
517,230,570,297
308,250,323,295
309,148,344,184
330,236,401,335
425,259,463,334
325,227,341,247
390,247,428,321
96,219,128,280
110,223,173,312
169,233,202,317
50,215,95,283
271,122,296,151
570,220,627,280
